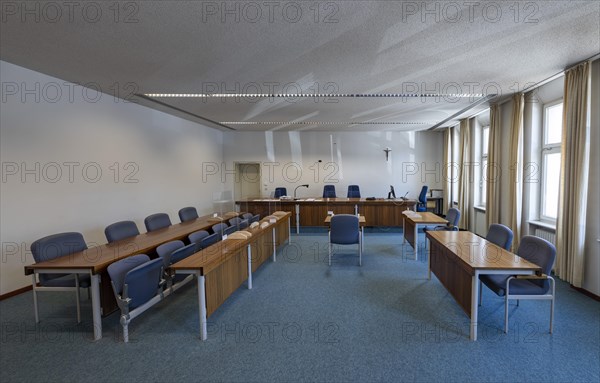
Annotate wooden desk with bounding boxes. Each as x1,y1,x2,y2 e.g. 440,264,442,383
171,212,291,340
426,231,541,341
23,212,242,341
402,212,448,260
236,198,416,232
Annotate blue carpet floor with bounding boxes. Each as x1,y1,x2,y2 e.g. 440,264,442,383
1,231,599,382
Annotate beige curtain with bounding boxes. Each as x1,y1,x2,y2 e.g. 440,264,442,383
556,61,590,287
458,119,470,230
486,104,501,228
442,128,452,214
508,93,524,248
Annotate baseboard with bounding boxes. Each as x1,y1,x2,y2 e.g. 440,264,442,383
570,285,600,302
0,284,33,301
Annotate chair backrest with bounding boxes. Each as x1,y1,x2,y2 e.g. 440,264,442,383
241,213,253,221
323,185,337,198
347,185,361,198
144,213,172,232
178,207,199,222
229,217,249,230
418,186,428,204
123,257,163,309
107,254,150,296
170,243,199,264
330,215,360,245
517,235,557,290
274,187,287,198
105,221,140,243
445,208,461,229
211,223,229,236
156,240,185,268
31,232,88,283
188,230,210,244
486,224,514,250
223,225,237,236
198,233,220,249
250,214,260,223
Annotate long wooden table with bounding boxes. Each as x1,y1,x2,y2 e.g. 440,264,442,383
236,198,416,232
24,212,242,341
171,212,291,340
426,231,541,341
402,212,448,260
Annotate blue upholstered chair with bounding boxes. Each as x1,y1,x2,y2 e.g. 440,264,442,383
30,232,91,323
198,233,220,249
211,222,229,237
105,221,140,243
479,235,556,334
241,213,253,221
178,207,199,222
250,214,260,223
274,187,287,198
323,185,337,198
188,230,210,245
157,240,198,289
347,185,361,198
107,254,164,342
416,186,428,212
328,214,362,266
486,224,514,251
423,208,461,232
229,217,249,230
223,225,237,236
144,213,172,232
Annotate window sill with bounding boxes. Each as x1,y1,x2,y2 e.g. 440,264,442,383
528,220,556,231
474,206,486,212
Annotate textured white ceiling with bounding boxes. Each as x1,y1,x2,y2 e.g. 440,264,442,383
1,0,598,131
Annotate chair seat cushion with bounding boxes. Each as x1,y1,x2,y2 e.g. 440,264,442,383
480,274,550,296
41,274,91,288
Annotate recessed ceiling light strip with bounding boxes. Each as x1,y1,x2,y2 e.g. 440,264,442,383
221,121,435,125
144,93,482,99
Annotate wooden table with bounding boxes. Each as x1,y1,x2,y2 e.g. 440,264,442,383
426,231,541,341
24,212,242,341
171,212,291,340
236,198,416,233
402,212,448,260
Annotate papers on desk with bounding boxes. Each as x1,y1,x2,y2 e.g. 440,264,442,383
402,210,421,218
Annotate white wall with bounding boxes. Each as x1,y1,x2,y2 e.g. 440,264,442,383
0,61,224,295
222,130,444,200
583,59,600,295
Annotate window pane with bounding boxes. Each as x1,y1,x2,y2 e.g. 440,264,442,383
482,127,489,156
542,153,561,219
545,103,563,145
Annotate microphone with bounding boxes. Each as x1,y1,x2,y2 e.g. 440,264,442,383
401,192,409,200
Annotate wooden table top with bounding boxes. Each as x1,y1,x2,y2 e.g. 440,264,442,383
171,212,291,274
24,212,243,275
237,198,416,205
323,215,366,226
403,212,448,224
426,231,542,273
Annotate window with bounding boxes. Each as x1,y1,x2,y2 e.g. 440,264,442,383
540,101,563,221
480,126,489,206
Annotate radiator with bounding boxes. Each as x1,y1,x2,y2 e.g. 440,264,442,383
534,227,556,245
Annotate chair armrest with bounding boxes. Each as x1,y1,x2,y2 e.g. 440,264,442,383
515,274,549,280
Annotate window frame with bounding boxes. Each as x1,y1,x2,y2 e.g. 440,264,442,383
479,125,489,207
539,99,563,223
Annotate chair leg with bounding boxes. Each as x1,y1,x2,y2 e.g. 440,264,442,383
121,316,129,343
32,274,39,323
358,239,362,267
550,278,555,334
504,295,509,334
75,275,81,324
516,299,520,307
87,286,91,300
478,281,482,306
328,242,332,266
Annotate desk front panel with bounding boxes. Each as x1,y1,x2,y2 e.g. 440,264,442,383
205,246,248,316
429,239,472,316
